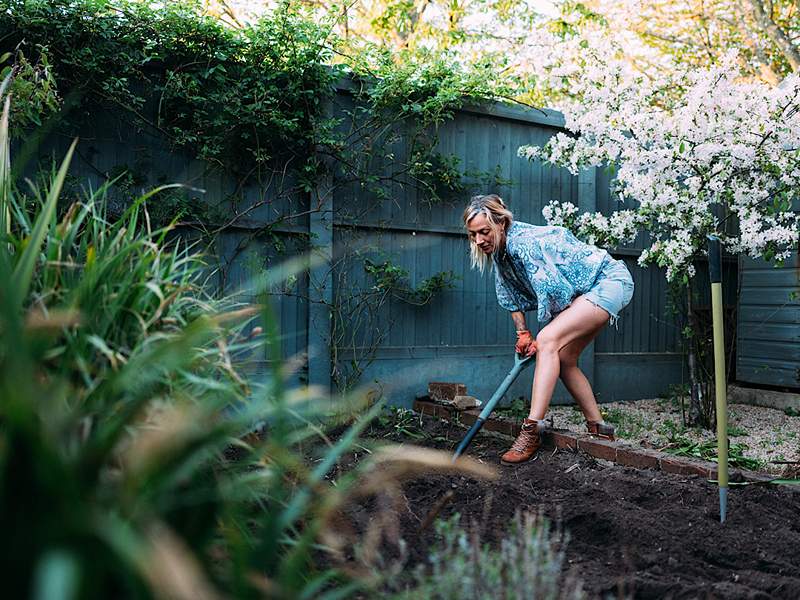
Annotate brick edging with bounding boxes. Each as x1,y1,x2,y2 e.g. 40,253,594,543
413,399,776,484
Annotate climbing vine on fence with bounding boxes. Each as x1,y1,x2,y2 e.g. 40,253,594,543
2,0,336,179
2,0,513,390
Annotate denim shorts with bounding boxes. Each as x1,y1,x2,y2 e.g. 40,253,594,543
583,258,634,327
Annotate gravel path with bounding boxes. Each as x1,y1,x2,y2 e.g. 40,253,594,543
545,398,800,475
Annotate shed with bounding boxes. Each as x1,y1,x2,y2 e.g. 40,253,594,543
736,251,800,390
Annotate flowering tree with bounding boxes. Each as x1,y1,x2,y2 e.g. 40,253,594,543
518,46,800,425
519,50,800,284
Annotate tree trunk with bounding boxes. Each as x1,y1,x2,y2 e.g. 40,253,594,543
685,284,706,427
745,0,800,73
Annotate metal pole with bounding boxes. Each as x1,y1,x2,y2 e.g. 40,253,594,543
708,235,729,523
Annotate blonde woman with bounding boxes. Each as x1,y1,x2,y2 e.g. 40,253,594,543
463,194,634,465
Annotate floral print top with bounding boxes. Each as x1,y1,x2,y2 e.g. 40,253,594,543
493,221,611,324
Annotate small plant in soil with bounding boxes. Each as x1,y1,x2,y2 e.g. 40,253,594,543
601,407,653,439
785,406,800,417
393,511,584,600
377,407,427,440
496,396,530,421
727,425,747,437
663,436,764,471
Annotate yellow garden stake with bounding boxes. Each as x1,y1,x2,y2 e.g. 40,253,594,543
707,235,729,523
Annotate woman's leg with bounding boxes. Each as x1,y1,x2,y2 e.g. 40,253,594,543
528,296,609,420
556,329,604,422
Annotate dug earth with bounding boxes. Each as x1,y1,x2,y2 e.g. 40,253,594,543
346,415,800,599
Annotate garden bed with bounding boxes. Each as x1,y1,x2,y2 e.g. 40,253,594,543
352,414,800,599
545,399,800,476
481,395,800,476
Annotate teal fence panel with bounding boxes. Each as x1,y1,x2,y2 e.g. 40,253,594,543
736,252,800,389
19,78,707,405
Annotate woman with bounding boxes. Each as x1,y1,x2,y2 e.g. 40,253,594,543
463,194,634,465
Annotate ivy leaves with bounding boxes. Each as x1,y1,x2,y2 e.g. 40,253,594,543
2,0,338,174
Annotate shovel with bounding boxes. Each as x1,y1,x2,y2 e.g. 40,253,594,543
452,352,536,461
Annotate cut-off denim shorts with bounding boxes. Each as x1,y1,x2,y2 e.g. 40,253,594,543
583,258,634,328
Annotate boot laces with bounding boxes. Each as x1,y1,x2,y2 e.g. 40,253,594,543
511,426,536,452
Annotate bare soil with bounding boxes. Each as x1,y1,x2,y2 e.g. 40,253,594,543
355,416,800,600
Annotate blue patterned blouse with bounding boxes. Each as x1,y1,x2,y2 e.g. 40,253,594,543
493,221,611,324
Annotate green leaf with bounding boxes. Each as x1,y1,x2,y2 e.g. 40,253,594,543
11,138,77,304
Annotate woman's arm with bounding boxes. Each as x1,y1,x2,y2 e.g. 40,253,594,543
511,311,527,332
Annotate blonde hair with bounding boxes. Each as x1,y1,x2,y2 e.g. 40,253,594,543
463,194,514,272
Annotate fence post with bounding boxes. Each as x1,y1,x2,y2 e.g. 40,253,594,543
578,167,597,389
308,152,334,394
306,101,335,393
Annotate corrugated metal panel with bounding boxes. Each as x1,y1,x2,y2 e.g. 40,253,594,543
736,253,800,388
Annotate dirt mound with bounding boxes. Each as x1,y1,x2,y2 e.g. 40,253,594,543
358,417,800,599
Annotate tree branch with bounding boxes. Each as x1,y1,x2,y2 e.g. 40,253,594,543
746,0,800,71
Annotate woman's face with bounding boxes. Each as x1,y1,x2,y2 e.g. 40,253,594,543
467,212,501,254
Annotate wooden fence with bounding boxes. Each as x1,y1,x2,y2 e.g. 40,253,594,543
25,78,737,406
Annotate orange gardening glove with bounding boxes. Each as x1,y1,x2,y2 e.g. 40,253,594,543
514,329,537,357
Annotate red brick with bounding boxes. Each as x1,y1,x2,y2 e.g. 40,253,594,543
616,447,660,470
550,431,578,451
460,410,479,426
686,459,716,478
483,418,518,436
428,382,467,402
413,399,453,420
578,437,618,461
659,456,714,478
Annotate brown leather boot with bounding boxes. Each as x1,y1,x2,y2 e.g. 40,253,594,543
586,420,615,441
500,419,545,465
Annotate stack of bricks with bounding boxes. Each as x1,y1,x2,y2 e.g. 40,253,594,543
427,382,467,403
426,382,480,410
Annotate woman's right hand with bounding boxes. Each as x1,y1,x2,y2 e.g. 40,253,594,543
515,329,537,357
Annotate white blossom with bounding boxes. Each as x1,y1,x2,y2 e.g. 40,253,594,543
522,49,800,282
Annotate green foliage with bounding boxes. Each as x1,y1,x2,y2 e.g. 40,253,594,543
600,406,654,439
359,46,509,125
0,91,391,599
0,46,60,134
365,258,457,306
785,406,800,417
2,0,338,173
547,2,607,38
496,396,530,421
727,424,747,437
409,150,512,205
377,406,426,440
4,1,509,196
7,178,239,405
394,511,584,600
663,437,764,471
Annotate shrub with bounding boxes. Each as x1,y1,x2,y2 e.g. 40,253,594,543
395,511,584,600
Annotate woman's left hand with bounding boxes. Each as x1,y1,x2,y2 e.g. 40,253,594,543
515,329,537,357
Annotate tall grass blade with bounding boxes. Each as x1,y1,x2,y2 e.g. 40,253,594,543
280,400,384,530
11,138,77,302
0,93,10,238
